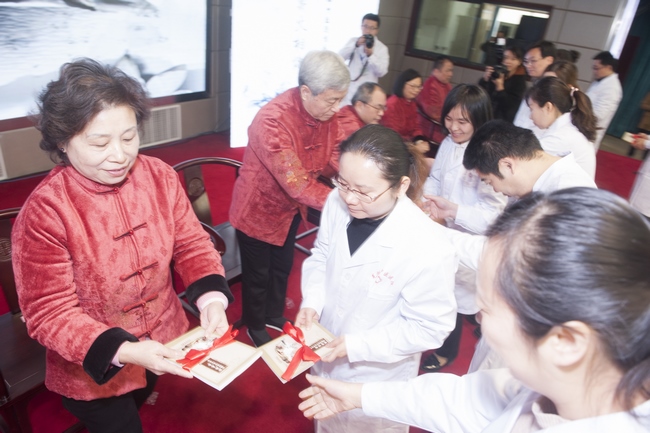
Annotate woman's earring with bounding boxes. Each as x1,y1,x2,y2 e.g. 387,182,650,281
59,148,66,153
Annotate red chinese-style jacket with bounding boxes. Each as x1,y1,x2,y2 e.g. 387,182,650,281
417,75,452,144
230,87,344,246
13,155,228,400
381,95,424,142
337,104,366,140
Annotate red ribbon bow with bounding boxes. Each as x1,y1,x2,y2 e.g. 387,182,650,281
280,322,321,381
176,325,239,371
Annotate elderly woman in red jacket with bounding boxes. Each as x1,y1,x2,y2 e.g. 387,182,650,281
381,69,430,153
13,58,233,433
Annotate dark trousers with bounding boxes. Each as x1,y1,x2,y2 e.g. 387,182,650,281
236,214,301,330
435,313,464,360
62,370,158,433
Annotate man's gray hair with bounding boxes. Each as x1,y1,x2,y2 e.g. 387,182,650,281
351,82,383,105
298,50,350,96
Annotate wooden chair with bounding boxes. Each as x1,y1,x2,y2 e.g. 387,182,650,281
172,157,243,319
0,208,47,433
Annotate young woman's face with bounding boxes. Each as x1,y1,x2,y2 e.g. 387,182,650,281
402,77,423,101
337,152,406,220
528,98,557,130
476,241,543,388
502,49,522,74
64,105,139,185
444,105,475,144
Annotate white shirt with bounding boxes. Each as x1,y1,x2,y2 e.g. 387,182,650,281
362,369,650,433
423,135,507,314
301,190,457,433
423,136,507,234
533,152,597,192
536,113,597,179
339,36,389,106
629,138,650,217
513,99,542,136
586,73,623,151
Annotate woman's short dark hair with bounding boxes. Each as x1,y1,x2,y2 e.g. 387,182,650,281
340,124,425,200
392,69,421,98
487,187,650,411
440,84,493,136
35,57,150,164
504,45,524,61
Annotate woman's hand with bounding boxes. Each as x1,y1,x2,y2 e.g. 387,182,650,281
423,194,458,220
117,340,193,378
298,374,363,420
493,72,505,91
295,308,320,329
321,336,347,362
483,66,494,82
201,301,229,340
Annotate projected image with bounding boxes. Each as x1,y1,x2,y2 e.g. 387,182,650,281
0,0,207,122
230,0,379,148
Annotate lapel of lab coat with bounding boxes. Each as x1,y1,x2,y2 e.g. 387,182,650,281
341,196,411,270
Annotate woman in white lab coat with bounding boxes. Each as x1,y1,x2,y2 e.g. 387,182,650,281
296,124,458,433
527,76,598,179
420,84,507,371
299,188,650,432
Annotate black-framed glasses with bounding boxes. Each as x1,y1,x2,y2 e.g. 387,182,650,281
332,175,397,204
363,102,386,112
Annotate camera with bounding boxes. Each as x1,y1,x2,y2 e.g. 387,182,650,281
490,64,508,80
363,34,374,49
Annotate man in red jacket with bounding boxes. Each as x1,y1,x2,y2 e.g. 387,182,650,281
229,50,350,346
337,82,387,139
417,56,454,144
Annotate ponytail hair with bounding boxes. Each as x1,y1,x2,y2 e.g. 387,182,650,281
340,124,423,201
527,76,597,142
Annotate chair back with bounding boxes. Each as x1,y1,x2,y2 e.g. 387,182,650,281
0,208,22,315
173,157,242,227
173,157,243,284
0,207,49,432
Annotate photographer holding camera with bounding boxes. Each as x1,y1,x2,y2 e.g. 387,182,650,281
339,13,389,106
478,45,527,123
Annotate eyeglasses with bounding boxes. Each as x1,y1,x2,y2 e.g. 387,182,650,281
523,57,541,66
332,176,396,203
363,102,387,112
406,83,423,90
361,24,378,31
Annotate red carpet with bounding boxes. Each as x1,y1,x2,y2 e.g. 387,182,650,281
0,133,638,433
595,149,642,198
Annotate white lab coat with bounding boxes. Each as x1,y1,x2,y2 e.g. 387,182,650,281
537,113,596,179
630,139,650,217
513,99,542,136
362,369,650,432
423,136,508,234
468,156,597,373
301,190,458,433
423,136,506,313
339,36,389,106
586,73,623,151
